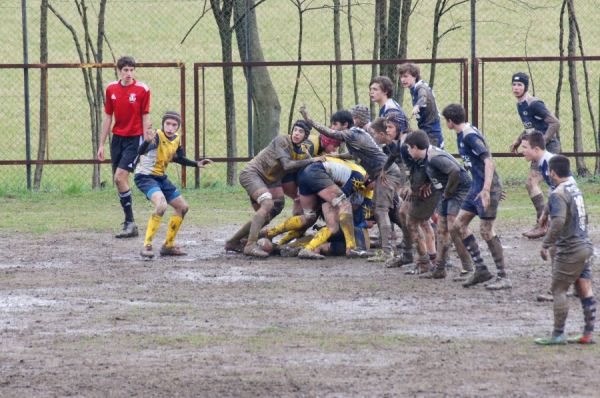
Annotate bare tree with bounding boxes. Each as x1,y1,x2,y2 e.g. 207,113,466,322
429,0,467,87
34,0,49,190
233,0,281,154
554,0,566,119
48,0,108,189
333,0,343,110
347,0,359,105
565,0,588,176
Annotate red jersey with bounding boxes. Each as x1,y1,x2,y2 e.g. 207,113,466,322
104,79,151,137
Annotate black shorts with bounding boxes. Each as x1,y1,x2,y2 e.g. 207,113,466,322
111,135,143,173
298,163,335,196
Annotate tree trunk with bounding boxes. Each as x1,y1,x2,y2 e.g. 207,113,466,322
566,0,587,176
233,0,281,154
333,0,343,110
211,0,237,185
34,0,49,190
93,0,107,188
371,0,383,119
377,0,387,76
347,0,359,105
396,0,412,102
554,0,566,120
288,1,304,134
382,0,401,78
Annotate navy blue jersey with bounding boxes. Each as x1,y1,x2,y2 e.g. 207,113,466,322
536,150,574,192
545,181,592,260
379,98,405,118
517,97,552,133
410,81,443,147
457,124,501,193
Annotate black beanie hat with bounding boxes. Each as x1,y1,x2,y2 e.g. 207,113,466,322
512,72,529,91
162,110,182,130
292,120,312,138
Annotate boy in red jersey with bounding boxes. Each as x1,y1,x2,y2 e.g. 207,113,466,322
97,56,151,238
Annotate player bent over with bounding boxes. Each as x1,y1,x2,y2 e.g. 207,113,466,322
226,121,325,257
442,104,511,290
403,130,473,279
299,106,406,262
135,111,213,258
510,72,561,239
535,155,596,345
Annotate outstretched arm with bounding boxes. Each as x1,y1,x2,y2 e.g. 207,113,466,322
299,105,348,141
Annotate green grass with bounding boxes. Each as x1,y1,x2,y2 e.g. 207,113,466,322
2,180,600,235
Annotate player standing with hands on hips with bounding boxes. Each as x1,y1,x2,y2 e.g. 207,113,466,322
97,56,151,238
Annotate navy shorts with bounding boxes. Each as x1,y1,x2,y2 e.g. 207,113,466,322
134,174,181,202
461,188,501,220
298,163,334,196
438,183,470,217
111,134,143,173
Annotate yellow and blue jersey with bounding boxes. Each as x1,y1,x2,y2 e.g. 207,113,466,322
135,129,196,176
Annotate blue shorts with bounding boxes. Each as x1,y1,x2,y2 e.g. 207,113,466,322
134,174,181,203
298,163,334,196
460,188,501,220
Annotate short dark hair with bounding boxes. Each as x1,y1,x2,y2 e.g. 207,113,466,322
396,63,420,81
522,131,546,150
117,56,136,70
442,103,466,124
370,117,386,134
549,154,571,178
331,110,354,128
404,130,430,150
369,76,394,98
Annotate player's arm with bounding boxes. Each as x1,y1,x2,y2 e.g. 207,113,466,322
299,105,347,141
138,127,158,155
412,87,428,117
531,101,560,143
173,146,213,168
475,151,495,210
97,113,113,161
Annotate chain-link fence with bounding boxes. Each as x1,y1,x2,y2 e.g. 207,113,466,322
2,0,599,191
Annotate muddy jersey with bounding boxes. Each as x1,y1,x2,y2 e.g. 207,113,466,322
245,135,301,183
311,121,398,178
536,150,575,191
517,96,560,149
384,141,421,190
410,80,443,147
543,180,592,261
424,146,471,194
457,123,501,193
379,98,408,124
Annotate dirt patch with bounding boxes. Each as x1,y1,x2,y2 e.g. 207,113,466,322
1,225,599,397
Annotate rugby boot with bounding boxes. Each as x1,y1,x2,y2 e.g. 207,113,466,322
567,333,595,344
140,244,154,259
462,268,493,288
405,259,432,275
298,248,325,259
347,248,369,259
484,274,512,290
534,334,566,345
224,240,244,253
368,249,394,263
419,263,447,279
384,252,413,268
160,245,187,256
522,225,547,239
243,243,269,258
116,221,138,238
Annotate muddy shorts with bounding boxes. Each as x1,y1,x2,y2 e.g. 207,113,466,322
461,188,502,220
239,167,281,198
408,189,442,220
553,246,594,283
438,182,470,217
298,163,335,196
374,168,403,210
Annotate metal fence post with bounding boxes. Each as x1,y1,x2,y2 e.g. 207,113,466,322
21,0,32,190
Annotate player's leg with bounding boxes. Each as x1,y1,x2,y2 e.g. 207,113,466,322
113,136,142,238
135,176,168,258
160,191,189,256
317,185,356,254
571,251,596,344
452,207,493,287
523,165,546,238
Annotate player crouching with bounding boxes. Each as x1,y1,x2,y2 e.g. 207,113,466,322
135,111,213,258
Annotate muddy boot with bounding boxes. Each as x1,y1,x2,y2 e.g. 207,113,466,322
279,245,303,257
368,249,394,263
225,240,244,253
462,268,493,288
116,221,138,238
160,245,187,256
347,249,369,259
384,252,413,268
298,248,325,259
484,273,512,290
243,243,269,258
420,263,447,279
140,244,154,259
405,259,432,275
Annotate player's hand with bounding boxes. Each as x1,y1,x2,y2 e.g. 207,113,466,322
539,209,549,228
311,155,326,163
509,140,521,154
540,247,549,261
197,158,213,168
419,183,432,198
398,186,412,201
475,188,490,210
144,125,157,143
500,190,507,201
97,146,105,161
412,105,420,118
379,170,388,187
299,104,310,121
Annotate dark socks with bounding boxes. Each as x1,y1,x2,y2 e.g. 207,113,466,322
581,296,597,334
485,235,506,276
463,234,486,271
119,190,134,222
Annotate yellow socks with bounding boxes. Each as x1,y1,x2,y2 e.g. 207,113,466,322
278,230,303,245
164,215,183,248
144,214,163,246
267,215,304,239
339,213,356,250
305,227,332,251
